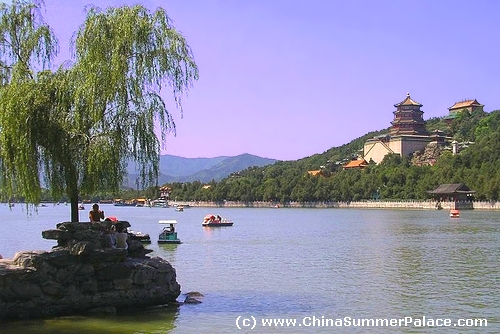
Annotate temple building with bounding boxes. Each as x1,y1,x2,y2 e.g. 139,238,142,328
427,183,475,203
390,93,428,136
444,99,484,124
343,158,368,170
363,93,450,164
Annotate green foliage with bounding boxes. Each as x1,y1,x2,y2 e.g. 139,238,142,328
425,117,450,134
2,2,498,207
160,110,500,203
450,107,487,142
0,1,198,220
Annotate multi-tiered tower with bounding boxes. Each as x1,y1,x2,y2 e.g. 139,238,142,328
390,93,428,135
363,93,450,164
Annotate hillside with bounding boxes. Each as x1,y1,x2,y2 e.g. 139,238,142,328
166,108,500,202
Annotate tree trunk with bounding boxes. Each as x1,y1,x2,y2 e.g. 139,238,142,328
70,192,79,222
67,171,80,222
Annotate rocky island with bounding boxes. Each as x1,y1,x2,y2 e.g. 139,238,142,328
0,221,180,320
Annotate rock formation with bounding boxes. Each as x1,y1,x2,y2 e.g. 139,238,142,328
0,221,180,320
411,142,446,166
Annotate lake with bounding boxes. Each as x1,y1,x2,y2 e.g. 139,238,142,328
2,204,499,333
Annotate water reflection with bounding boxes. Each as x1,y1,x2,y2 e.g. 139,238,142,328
158,243,180,263
2,206,499,333
388,215,500,325
2,304,179,334
202,226,214,240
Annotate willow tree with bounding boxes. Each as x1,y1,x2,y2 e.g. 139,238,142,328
0,1,198,221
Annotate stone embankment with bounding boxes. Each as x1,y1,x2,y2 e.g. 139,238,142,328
0,221,180,320
176,200,500,210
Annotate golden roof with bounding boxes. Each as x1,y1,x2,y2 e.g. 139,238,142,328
448,99,483,110
394,93,422,107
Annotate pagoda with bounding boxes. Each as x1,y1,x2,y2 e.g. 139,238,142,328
363,93,451,164
390,93,428,136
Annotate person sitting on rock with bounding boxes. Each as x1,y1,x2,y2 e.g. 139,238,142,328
115,226,128,250
107,225,117,248
89,203,105,222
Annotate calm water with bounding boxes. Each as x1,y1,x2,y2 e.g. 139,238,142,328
1,204,499,333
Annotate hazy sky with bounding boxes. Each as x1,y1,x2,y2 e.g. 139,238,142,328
37,0,500,160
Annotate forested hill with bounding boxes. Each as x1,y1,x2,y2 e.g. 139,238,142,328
167,108,500,202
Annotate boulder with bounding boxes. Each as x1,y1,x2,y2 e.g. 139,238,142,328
183,291,204,304
0,221,180,320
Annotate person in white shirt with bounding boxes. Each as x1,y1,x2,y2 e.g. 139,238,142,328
115,226,128,250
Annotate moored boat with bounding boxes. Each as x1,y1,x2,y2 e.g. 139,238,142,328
135,198,148,207
150,199,169,208
202,214,234,227
128,230,151,244
113,198,137,206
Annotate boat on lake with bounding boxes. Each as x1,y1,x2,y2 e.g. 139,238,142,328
175,205,184,212
150,199,169,208
113,198,137,206
158,219,181,244
202,214,234,227
135,198,147,207
450,209,460,218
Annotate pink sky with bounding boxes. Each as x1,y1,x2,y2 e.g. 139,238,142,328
40,0,500,161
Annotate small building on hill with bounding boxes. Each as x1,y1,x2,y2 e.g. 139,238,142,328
307,170,330,177
343,159,368,170
444,99,484,124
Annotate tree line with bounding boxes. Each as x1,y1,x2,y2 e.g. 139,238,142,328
9,84,500,206
11,101,500,205
164,108,500,203
2,2,499,210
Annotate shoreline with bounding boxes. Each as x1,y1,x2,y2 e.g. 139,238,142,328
5,200,500,211
173,200,500,211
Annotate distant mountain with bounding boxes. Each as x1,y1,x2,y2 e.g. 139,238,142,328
126,153,278,185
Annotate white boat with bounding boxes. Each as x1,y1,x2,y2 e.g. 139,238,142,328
158,220,181,244
128,230,151,244
151,199,169,208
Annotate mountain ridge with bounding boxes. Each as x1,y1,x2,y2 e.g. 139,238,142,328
126,153,278,185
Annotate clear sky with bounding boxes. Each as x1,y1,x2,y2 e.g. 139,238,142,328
39,0,500,161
